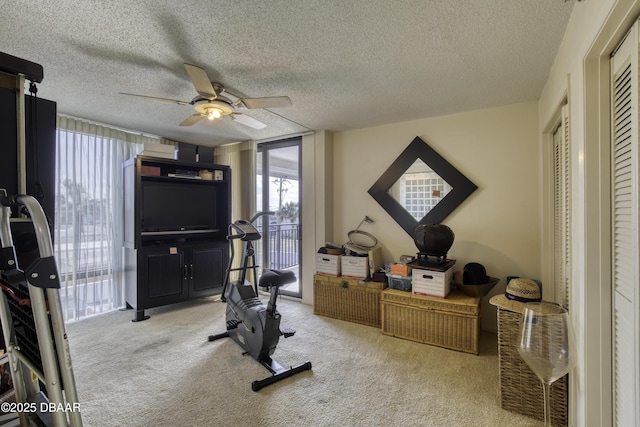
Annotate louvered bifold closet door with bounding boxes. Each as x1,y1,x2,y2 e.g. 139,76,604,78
553,105,570,308
610,22,640,427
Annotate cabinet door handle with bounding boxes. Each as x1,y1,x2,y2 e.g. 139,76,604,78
190,264,194,280
184,264,188,280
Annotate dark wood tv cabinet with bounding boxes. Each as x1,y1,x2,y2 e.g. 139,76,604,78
123,156,231,321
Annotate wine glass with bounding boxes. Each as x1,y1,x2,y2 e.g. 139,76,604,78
517,303,577,426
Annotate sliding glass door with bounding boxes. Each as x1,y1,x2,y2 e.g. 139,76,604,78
256,138,301,297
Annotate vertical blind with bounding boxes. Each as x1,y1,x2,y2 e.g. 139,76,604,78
214,140,256,282
55,116,175,321
214,140,256,222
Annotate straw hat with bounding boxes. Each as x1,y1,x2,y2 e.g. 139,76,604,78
489,277,542,313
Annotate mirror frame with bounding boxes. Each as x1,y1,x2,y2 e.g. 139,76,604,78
368,136,477,236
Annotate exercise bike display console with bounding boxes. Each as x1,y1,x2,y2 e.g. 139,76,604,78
208,212,312,391
230,220,261,241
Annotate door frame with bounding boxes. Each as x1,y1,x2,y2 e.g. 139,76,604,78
257,137,302,298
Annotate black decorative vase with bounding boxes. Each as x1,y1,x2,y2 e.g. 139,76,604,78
413,224,455,260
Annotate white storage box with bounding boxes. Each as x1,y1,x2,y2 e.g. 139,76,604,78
143,143,176,159
316,253,341,276
412,267,453,298
341,256,369,279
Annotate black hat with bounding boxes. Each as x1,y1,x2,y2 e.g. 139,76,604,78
463,262,489,285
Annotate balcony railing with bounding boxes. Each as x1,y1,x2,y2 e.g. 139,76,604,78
264,223,300,270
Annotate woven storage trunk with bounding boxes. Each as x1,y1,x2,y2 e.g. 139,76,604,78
496,307,568,426
381,289,481,354
313,274,386,327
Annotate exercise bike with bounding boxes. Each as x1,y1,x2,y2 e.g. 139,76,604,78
208,212,312,391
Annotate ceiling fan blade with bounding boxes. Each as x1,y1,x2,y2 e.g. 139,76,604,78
184,63,217,99
241,96,292,109
179,114,204,126
230,113,267,130
120,92,191,105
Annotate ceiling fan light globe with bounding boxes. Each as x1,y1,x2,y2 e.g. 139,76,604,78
196,101,232,118
205,107,223,120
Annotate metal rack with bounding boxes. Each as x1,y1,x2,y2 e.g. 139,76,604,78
0,193,82,426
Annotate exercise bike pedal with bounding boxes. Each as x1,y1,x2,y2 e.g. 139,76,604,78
280,327,296,338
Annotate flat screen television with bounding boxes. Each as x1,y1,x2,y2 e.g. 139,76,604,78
140,180,217,233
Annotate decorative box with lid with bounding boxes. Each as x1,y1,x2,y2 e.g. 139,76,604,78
407,223,456,298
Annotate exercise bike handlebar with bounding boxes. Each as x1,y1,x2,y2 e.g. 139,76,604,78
221,211,275,301
248,211,275,224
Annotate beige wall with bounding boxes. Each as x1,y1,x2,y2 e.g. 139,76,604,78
330,101,541,331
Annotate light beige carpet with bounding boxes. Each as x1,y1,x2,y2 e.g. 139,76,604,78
66,296,544,427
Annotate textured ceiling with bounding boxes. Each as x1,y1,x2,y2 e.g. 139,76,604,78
1,1,575,146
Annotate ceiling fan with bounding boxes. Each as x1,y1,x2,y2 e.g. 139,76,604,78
120,63,291,130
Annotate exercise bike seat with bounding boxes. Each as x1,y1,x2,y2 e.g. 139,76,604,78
259,269,296,290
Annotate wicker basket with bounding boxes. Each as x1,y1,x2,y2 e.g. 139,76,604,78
496,307,568,426
381,289,481,354
313,274,386,327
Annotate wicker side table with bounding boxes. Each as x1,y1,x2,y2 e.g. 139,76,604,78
496,307,568,426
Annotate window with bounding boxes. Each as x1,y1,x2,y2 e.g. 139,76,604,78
256,138,302,297
55,116,175,321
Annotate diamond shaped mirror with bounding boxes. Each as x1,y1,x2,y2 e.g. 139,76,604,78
368,136,477,236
